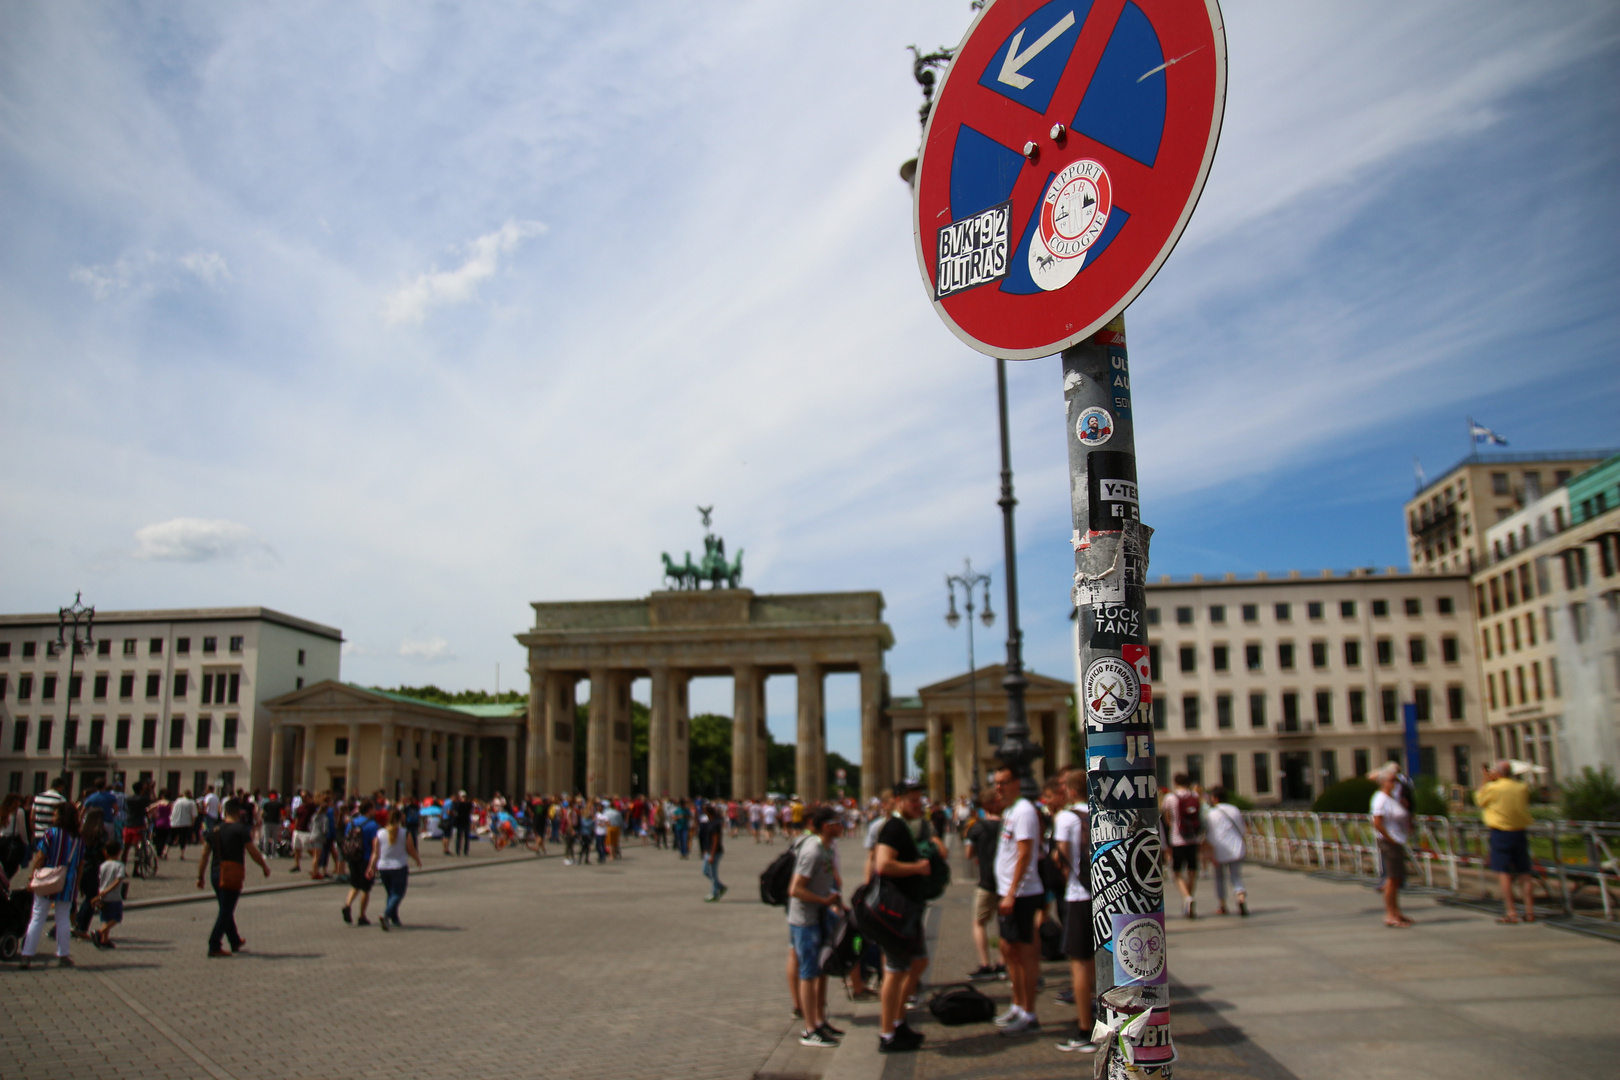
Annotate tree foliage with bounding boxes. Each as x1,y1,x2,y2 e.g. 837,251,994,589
1562,766,1620,822
380,684,526,705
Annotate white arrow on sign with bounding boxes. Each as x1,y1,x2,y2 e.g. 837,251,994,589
997,11,1077,90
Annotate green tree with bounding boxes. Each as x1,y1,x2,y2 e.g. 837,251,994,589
378,684,526,705
912,732,954,793
688,713,733,798
1562,766,1620,822
827,752,860,799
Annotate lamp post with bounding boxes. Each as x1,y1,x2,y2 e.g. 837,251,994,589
57,592,95,784
945,559,994,797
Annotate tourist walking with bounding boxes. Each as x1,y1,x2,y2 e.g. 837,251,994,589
341,800,382,926
71,807,109,940
788,807,845,1048
150,789,173,859
1475,761,1536,923
29,775,69,843
992,767,1045,1037
451,791,473,856
673,798,691,858
195,798,270,956
367,808,422,930
1370,764,1412,928
699,803,727,902
1204,787,1248,916
1163,773,1203,918
20,800,83,969
169,789,198,859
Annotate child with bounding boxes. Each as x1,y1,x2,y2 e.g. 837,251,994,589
93,839,129,949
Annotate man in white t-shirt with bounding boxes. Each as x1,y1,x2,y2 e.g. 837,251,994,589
1370,763,1412,927
1052,768,1098,1054
762,801,778,843
991,767,1045,1036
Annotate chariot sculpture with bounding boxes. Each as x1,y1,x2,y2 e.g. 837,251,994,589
661,506,743,590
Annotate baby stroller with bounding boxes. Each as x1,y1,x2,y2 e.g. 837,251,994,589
0,834,31,962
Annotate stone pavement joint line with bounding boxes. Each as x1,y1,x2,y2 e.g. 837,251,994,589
92,971,238,1080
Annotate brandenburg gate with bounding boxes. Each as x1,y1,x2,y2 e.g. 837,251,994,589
516,589,893,801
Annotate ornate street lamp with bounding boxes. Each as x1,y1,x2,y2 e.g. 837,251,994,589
57,592,95,782
945,559,994,796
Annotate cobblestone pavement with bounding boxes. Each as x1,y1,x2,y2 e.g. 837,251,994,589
4,834,810,1080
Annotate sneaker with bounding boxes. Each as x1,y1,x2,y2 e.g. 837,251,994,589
994,963,1009,980
1239,898,1249,917
357,916,371,926
379,918,390,932
994,1005,1025,1027
894,1022,924,1043
878,1028,923,1053
1188,900,1197,920
1055,989,1076,1005
1057,1034,1100,1053
799,1030,839,1048
703,895,719,903
717,885,728,899
819,1022,846,1038
341,906,352,924
967,964,999,981
1000,1013,1039,1036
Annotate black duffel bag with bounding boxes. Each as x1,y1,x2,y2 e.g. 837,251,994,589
928,983,996,1025
850,877,924,954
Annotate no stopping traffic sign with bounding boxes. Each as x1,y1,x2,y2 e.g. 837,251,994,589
913,0,1226,359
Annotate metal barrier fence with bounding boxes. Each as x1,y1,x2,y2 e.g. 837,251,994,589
1243,811,1620,929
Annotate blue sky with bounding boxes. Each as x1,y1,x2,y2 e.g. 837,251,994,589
2,1,1616,763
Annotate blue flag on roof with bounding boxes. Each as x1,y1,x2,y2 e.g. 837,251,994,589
1470,420,1508,446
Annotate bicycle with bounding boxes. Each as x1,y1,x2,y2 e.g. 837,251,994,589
133,827,159,880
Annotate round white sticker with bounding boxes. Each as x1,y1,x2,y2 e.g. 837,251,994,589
1029,159,1113,292
1116,916,1166,983
1084,655,1140,723
1076,406,1114,447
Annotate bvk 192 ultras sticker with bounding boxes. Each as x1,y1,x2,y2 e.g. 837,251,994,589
1029,159,1111,292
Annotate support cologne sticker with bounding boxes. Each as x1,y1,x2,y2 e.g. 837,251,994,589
1029,159,1112,292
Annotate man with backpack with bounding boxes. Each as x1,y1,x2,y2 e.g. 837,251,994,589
872,778,933,1054
787,807,845,1048
1163,773,1203,919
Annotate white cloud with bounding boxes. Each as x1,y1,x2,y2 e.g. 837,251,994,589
382,219,546,325
70,249,231,300
178,250,231,285
398,636,454,663
131,518,272,563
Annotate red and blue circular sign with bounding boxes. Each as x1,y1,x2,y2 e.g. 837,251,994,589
913,0,1226,359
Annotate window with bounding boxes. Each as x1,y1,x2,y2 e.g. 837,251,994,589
1185,753,1204,787
177,637,190,655
297,648,306,666
1175,607,1193,625
119,673,134,700
149,637,163,656
63,719,78,750
169,717,184,750
1414,686,1431,722
1182,695,1201,730
295,677,304,690
0,643,8,658
1349,688,1366,725
146,673,161,698
141,718,157,751
88,719,104,750
1340,600,1356,618
1409,636,1427,664
334,737,350,755
1372,599,1389,618
1281,692,1300,729
202,673,213,703
174,672,188,698
6,773,17,794
41,676,56,701
1441,636,1459,664
93,674,108,700
1275,603,1291,622
1376,639,1393,666
1340,640,1360,668
1242,604,1258,623
1278,642,1295,670
96,640,110,657
1216,694,1233,729
17,675,32,701
45,641,60,658
193,771,209,798
1310,641,1328,669
229,636,244,653
1380,688,1398,724
1307,601,1323,620
1253,753,1271,795
228,673,240,704
1315,691,1332,725
1220,753,1237,792
1248,693,1266,728
1491,472,1509,495
203,636,217,654
122,639,136,657
1151,700,1166,731
1437,596,1454,615
1354,748,1371,777
1155,755,1171,790
1148,645,1161,681
0,676,6,700
1212,645,1229,672
37,719,52,752
1453,746,1472,786
1320,749,1339,788
22,642,36,659
196,716,211,750
1447,685,1465,721
1245,644,1262,671
115,718,130,751
223,716,239,749
11,721,26,752
1179,646,1197,674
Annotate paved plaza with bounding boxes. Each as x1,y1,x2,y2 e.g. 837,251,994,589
5,835,1619,1080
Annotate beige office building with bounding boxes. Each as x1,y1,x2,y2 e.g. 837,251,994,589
1404,451,1607,575
0,607,341,798
1132,571,1486,805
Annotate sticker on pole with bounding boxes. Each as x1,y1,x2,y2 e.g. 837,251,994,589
913,0,1227,360
1084,655,1140,723
1111,912,1168,985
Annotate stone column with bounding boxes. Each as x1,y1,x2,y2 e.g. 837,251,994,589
468,735,483,800
614,673,634,796
379,720,397,799
671,671,691,799
526,666,548,798
926,712,946,802
755,675,769,796
345,722,361,798
435,732,447,798
587,668,610,799
891,728,906,790
1055,705,1072,772
268,725,286,794
860,660,883,803
732,664,758,799
504,734,517,798
300,724,317,793
796,662,823,800
952,715,975,800
549,676,577,795
649,666,671,798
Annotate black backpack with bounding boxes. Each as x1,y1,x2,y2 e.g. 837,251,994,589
928,983,996,1026
921,841,952,902
819,915,858,978
851,878,924,952
1040,916,1065,962
759,838,802,906
341,821,367,863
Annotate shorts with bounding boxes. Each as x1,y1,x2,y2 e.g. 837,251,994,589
1377,839,1408,888
123,827,144,848
997,893,1043,945
100,901,124,924
881,934,927,974
348,859,374,892
293,830,316,852
1171,844,1200,873
607,826,621,849
973,886,998,926
789,922,824,980
1063,899,1095,960
1488,829,1531,875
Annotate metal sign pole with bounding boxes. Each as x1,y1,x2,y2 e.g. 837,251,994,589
1064,317,1172,1074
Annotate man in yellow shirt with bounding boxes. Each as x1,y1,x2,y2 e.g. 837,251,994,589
1474,762,1535,923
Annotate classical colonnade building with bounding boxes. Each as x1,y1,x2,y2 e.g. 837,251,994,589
516,589,892,801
